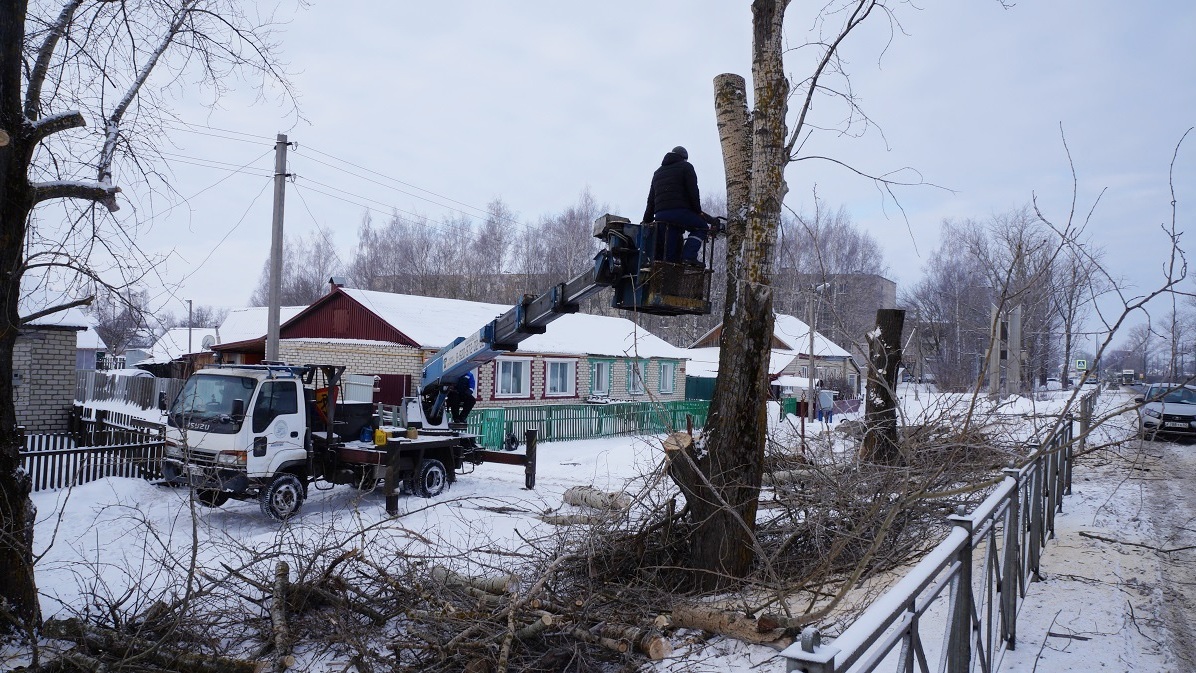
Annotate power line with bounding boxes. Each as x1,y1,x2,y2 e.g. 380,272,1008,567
299,143,497,220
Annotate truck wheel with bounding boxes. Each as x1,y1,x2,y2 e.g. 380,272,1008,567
195,489,228,508
411,459,447,498
260,473,305,520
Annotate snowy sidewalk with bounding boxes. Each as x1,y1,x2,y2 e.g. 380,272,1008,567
997,442,1187,671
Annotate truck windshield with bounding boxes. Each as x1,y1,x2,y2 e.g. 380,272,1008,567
168,375,257,430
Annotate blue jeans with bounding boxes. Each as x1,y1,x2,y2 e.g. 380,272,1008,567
817,408,833,423
653,208,708,262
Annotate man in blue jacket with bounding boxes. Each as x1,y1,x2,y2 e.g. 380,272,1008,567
643,146,718,264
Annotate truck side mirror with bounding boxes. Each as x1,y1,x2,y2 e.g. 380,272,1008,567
158,391,167,410
1134,396,1145,403
232,398,246,419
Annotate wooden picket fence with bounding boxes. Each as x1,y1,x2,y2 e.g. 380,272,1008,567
20,409,166,493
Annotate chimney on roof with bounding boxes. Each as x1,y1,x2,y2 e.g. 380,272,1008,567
329,276,348,293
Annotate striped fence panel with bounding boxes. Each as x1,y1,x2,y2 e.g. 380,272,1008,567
466,400,710,449
20,423,166,493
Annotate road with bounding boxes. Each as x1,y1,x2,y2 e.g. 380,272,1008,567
1142,437,1196,669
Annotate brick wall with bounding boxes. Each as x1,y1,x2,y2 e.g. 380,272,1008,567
15,328,79,433
278,339,424,378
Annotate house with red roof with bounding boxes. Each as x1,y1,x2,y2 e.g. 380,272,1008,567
212,284,688,408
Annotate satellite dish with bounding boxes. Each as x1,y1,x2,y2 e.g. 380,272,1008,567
201,334,216,350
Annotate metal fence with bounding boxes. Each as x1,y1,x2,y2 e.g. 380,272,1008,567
780,388,1098,673
20,412,166,493
76,370,185,410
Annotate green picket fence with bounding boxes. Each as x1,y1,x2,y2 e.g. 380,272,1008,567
466,400,710,449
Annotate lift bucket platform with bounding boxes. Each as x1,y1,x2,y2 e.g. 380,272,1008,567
612,260,712,316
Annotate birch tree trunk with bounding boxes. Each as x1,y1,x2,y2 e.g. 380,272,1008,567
674,0,790,590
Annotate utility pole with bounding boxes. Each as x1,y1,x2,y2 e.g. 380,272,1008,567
266,134,290,362
807,283,827,421
187,299,193,353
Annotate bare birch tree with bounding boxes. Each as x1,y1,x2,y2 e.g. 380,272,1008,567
667,0,908,589
1,0,294,637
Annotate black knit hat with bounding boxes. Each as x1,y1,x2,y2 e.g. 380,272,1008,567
671,146,688,160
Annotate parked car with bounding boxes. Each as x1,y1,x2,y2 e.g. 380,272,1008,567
1136,383,1196,440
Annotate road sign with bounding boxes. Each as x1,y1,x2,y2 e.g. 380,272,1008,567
1075,359,1087,371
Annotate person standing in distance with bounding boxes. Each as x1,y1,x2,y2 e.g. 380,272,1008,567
643,146,719,264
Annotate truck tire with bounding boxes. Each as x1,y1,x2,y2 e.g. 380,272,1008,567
195,489,229,508
260,473,305,520
410,459,447,498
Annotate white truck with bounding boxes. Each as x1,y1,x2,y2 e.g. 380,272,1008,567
160,363,481,519
162,213,719,519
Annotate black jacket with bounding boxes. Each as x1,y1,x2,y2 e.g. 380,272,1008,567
643,151,701,222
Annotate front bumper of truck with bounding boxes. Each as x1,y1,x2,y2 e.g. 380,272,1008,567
161,458,251,494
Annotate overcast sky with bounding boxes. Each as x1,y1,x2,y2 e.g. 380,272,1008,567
137,1,1193,342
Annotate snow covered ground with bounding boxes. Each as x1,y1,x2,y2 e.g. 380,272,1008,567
13,387,1183,672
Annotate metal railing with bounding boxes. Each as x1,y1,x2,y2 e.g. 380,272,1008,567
780,388,1098,673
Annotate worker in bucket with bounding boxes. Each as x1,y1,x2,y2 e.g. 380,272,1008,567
642,146,720,264
448,370,476,424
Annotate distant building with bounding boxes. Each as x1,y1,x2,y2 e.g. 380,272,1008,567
776,273,897,364
686,313,862,398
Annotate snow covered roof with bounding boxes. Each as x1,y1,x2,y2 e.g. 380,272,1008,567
340,288,687,359
143,327,219,363
683,347,814,378
217,306,306,345
17,290,102,348
771,314,853,358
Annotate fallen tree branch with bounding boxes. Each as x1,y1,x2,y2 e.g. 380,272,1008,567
43,618,259,673
1078,530,1196,553
669,604,793,649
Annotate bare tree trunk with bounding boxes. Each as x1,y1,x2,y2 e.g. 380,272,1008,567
0,0,42,636
861,309,905,465
673,0,790,591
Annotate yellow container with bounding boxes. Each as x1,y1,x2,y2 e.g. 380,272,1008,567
373,428,387,446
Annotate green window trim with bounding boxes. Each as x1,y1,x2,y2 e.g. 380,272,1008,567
658,360,676,394
627,359,647,395
590,358,614,396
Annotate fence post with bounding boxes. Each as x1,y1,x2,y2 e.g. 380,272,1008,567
1029,457,1044,582
946,511,975,673
524,428,537,490
94,408,108,447
1001,467,1021,648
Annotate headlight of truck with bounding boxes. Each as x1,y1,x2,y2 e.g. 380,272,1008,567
216,451,247,466
164,441,182,458
1144,408,1162,419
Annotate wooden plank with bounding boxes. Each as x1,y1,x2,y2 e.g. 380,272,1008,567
473,450,528,466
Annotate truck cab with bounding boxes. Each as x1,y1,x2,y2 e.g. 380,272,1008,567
161,365,313,517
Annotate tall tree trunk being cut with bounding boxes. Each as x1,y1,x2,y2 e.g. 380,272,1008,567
671,0,790,591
